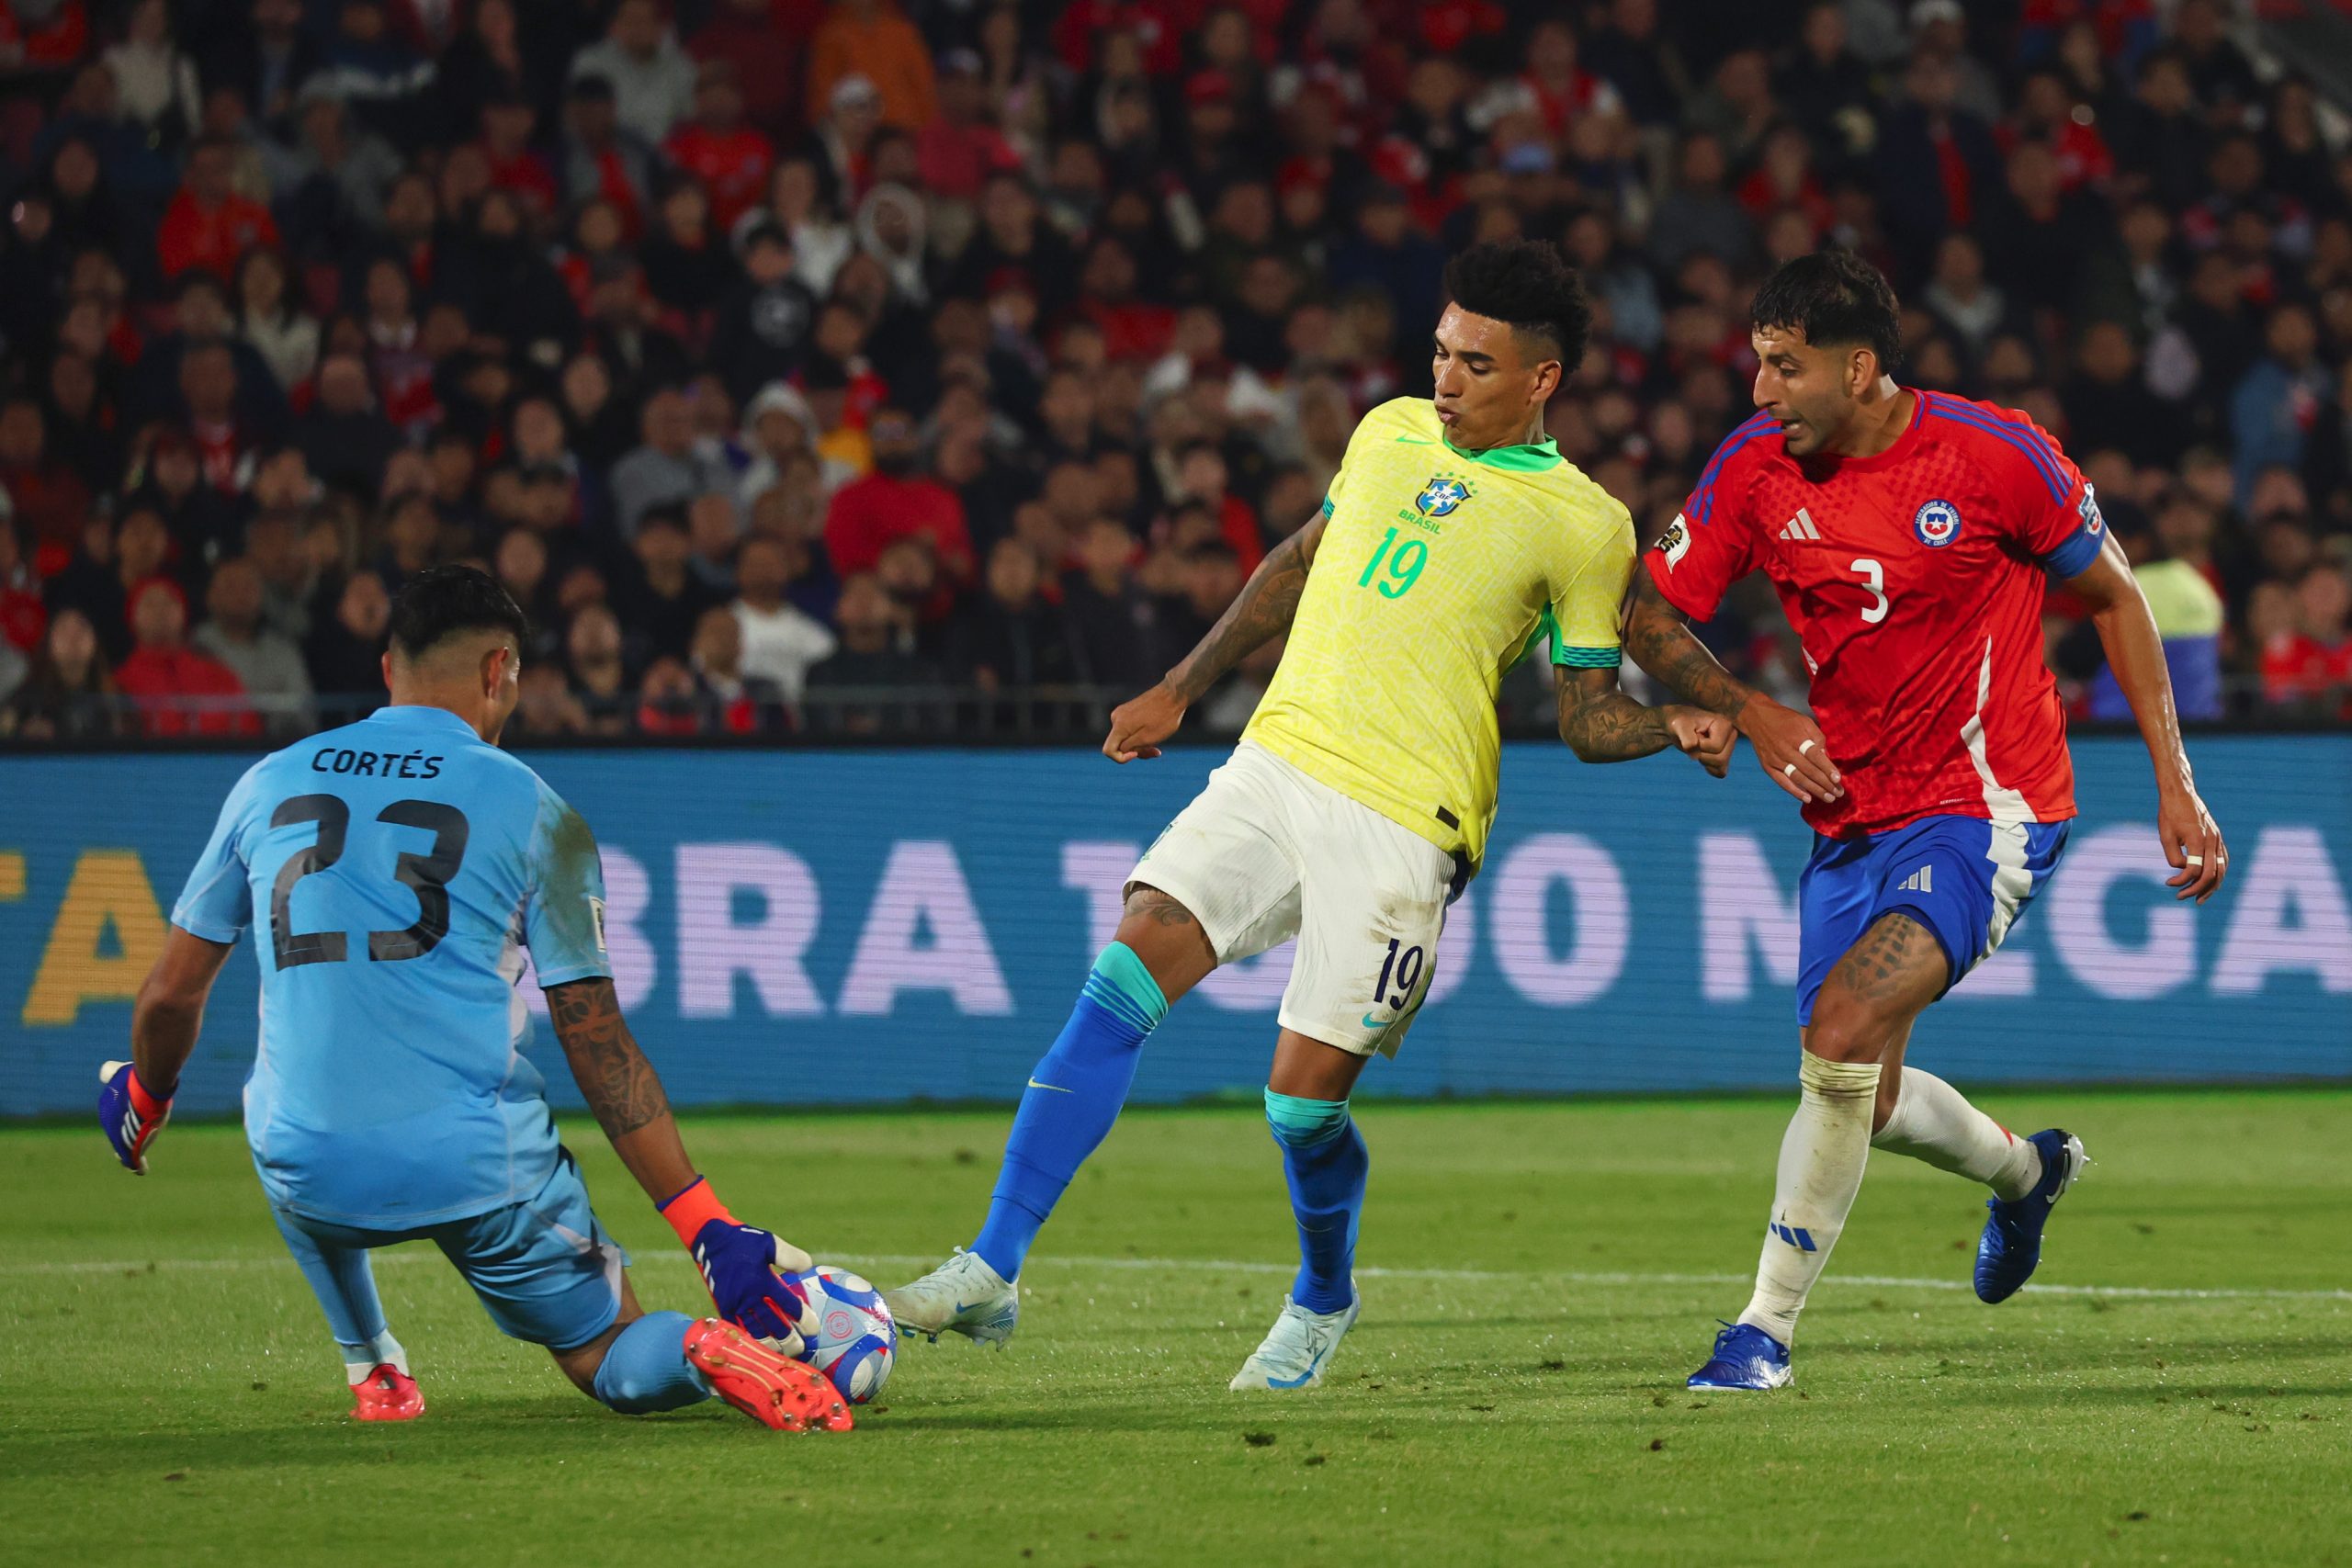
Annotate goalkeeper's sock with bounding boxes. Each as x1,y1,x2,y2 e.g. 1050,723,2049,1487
971,942,1168,1280
1265,1090,1366,1314
1738,1051,1881,1348
592,1311,711,1415
1871,1066,2041,1200
341,1328,410,1384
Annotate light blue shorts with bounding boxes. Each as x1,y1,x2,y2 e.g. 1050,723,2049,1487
273,1147,629,1352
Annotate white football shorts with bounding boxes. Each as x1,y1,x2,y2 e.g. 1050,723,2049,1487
1127,739,1460,1056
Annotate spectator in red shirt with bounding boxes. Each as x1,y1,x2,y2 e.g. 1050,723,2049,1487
478,91,559,220
1170,438,1262,572
0,0,89,70
687,0,803,140
0,396,94,563
916,51,1020,201
2007,66,2113,193
113,575,255,736
665,60,775,232
177,341,258,494
2259,562,2352,713
157,136,281,281
0,516,46,653
823,405,975,584
1076,233,1176,363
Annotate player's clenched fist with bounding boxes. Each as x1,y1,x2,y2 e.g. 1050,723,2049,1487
98,1060,173,1174
1737,694,1843,804
1666,708,1736,777
658,1177,820,1356
1104,682,1187,762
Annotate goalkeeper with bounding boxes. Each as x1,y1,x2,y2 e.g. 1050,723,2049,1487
104,567,850,1433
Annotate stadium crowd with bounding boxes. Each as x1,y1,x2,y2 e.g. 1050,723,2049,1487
0,0,2346,742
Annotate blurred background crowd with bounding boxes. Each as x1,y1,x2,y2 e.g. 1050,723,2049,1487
0,0,2347,743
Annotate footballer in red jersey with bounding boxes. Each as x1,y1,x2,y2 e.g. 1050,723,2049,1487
1625,252,2228,1392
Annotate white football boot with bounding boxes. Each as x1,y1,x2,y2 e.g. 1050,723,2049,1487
1228,1289,1361,1391
881,1248,1020,1347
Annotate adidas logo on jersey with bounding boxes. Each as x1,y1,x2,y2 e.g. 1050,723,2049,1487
1778,509,1823,542
1896,865,1934,895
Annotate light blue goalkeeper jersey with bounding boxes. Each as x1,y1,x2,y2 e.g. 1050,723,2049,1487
172,704,612,1228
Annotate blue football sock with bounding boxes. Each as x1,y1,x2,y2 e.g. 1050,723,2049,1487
591,1311,711,1415
1265,1089,1366,1314
270,1204,397,1376
971,942,1169,1280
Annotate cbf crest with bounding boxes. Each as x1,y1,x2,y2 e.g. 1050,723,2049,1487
1416,472,1474,517
1913,497,1962,548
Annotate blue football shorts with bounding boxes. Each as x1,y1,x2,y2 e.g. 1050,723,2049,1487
272,1147,629,1353
1794,813,2071,1025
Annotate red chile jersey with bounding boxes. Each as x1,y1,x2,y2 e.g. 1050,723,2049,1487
1645,389,2109,839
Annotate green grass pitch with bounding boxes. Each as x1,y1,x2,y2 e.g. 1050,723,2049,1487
3,1089,2346,1566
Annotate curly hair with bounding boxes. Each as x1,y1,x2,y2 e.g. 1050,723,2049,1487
1442,239,1593,371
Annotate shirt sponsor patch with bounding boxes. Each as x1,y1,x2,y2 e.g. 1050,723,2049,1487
589,896,607,955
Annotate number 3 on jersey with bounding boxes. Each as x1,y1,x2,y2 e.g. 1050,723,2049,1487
1849,558,1889,625
1359,527,1428,598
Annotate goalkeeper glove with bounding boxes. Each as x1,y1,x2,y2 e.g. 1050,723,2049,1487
658,1176,819,1356
99,1061,173,1175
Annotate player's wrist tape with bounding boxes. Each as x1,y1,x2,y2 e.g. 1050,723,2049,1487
125,1066,172,1118
656,1176,738,1247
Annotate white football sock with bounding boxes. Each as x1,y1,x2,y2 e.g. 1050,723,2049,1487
1871,1066,2041,1201
344,1329,410,1383
1737,1052,1882,1348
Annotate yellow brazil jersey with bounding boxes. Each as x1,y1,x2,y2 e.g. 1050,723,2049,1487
1242,397,1635,868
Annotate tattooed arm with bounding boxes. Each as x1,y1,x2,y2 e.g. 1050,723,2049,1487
545,976,696,1202
550,975,820,1336
1622,570,1843,805
1556,665,1735,771
1102,513,1328,762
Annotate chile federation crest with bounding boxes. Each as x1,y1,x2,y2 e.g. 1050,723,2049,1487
1913,498,1962,548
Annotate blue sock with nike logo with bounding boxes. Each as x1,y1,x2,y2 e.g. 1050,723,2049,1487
1265,1089,1365,1314
971,942,1168,1280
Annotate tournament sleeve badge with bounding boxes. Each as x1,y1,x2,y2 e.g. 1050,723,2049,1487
1655,515,1690,568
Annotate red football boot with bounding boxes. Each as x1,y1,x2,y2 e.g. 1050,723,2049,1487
351,1364,425,1421
682,1317,854,1433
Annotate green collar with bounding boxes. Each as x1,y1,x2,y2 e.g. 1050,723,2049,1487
1444,432,1562,471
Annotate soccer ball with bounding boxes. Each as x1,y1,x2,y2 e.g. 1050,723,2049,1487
790,1265,896,1404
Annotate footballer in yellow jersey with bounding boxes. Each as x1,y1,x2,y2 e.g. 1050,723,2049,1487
884,242,1734,1390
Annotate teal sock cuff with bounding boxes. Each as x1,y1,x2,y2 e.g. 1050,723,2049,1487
1264,1089,1351,1146
1083,941,1169,1032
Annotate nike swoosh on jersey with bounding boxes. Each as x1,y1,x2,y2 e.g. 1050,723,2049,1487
1360,1013,1391,1030
1393,435,1439,445
1026,1078,1072,1092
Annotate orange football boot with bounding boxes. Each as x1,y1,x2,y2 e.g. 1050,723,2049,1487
351,1364,425,1421
682,1317,854,1433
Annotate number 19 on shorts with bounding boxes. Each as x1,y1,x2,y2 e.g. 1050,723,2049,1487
1374,937,1425,1009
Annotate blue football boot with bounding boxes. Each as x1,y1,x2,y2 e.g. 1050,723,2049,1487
1974,1129,2086,1303
1687,1320,1792,1390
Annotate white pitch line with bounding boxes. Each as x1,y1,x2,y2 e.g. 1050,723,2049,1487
6,1250,2347,1303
